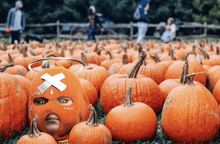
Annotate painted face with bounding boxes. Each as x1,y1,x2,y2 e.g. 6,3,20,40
29,66,90,141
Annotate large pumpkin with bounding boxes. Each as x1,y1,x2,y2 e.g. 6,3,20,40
0,73,27,142
28,66,90,141
105,87,157,143
161,73,220,143
101,51,163,114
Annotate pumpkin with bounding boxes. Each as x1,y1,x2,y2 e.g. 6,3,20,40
0,73,27,142
13,75,31,100
69,53,109,92
80,79,98,108
28,66,90,141
161,73,220,143
101,51,163,114
108,54,128,75
100,51,122,70
105,86,157,143
206,65,220,92
69,105,112,144
212,79,220,105
17,116,57,144
159,60,204,102
5,65,27,76
5,28,11,34
164,52,206,86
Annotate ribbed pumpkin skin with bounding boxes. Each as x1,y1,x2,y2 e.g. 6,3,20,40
69,122,112,144
162,85,220,144
0,73,27,142
17,132,57,144
164,61,206,86
13,75,31,100
100,74,163,114
80,79,98,108
159,79,204,102
5,65,27,76
105,102,157,143
206,66,220,92
69,64,109,92
212,79,220,105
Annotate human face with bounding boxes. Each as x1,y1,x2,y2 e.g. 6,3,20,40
92,8,96,14
18,3,23,9
34,97,73,132
168,19,172,25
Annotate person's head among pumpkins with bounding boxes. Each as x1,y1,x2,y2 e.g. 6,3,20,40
29,66,90,142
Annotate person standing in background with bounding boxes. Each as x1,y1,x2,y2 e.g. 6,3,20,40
136,0,150,45
7,1,25,44
168,17,176,40
87,6,103,42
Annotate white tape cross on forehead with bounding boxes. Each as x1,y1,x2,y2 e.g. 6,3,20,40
38,73,67,94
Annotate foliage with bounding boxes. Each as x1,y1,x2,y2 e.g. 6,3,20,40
0,0,219,25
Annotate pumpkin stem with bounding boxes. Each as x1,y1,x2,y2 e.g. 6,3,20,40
29,115,41,138
22,46,28,57
81,52,89,66
182,52,196,61
107,51,114,60
8,53,13,64
150,55,161,63
197,47,209,59
0,62,14,72
216,47,220,55
29,49,36,56
185,72,205,86
97,47,105,55
93,42,99,52
196,53,203,65
209,43,214,51
122,54,128,65
180,61,189,84
117,45,123,54
138,44,142,58
83,47,89,53
42,55,50,69
127,51,147,78
60,47,65,57
86,104,98,127
192,44,196,53
168,48,176,60
123,86,134,107
69,44,76,56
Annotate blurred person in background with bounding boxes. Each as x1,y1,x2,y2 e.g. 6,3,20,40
136,0,150,45
87,6,104,42
7,1,25,44
161,17,176,43
168,17,176,40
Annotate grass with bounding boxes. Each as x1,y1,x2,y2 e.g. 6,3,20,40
3,98,220,144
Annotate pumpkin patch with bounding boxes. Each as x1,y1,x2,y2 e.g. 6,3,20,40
0,39,220,143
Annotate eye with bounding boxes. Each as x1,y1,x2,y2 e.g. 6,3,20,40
56,97,73,106
60,99,67,103
34,98,48,106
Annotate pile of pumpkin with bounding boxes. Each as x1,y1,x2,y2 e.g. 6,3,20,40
0,39,220,144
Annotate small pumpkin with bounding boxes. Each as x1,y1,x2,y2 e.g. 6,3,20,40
105,86,157,143
17,116,57,144
69,105,112,144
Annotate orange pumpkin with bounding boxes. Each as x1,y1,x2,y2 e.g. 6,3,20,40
101,51,163,114
162,73,220,143
5,65,27,76
69,105,112,144
17,116,57,144
105,87,157,143
28,66,90,141
0,73,27,142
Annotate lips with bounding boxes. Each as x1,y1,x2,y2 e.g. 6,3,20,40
46,114,59,121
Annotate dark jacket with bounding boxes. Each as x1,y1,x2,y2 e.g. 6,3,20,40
7,1,25,30
88,14,103,29
138,0,149,23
